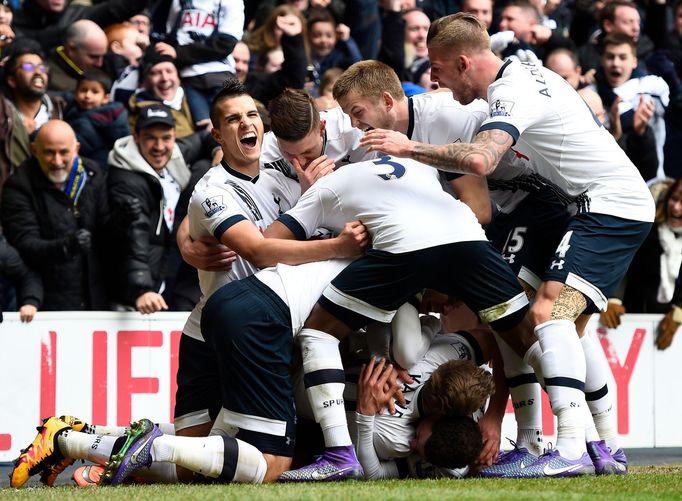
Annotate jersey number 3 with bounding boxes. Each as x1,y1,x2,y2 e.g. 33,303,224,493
375,156,406,180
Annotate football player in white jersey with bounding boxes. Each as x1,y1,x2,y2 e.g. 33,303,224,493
265,155,531,481
173,81,368,479
352,313,505,479
260,88,375,193
332,60,491,225
361,13,655,477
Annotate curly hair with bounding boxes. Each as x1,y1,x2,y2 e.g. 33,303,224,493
424,415,483,468
420,359,494,416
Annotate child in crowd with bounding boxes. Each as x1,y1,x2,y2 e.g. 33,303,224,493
64,69,130,170
307,9,361,93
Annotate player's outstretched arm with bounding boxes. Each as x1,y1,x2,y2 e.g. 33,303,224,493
360,127,512,176
225,219,369,268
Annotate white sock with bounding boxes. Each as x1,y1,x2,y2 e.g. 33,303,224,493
90,422,174,436
152,434,266,483
152,434,225,478
57,430,119,465
522,341,546,387
494,333,543,455
298,328,351,447
536,320,587,459
581,331,619,452
91,425,128,436
583,404,599,443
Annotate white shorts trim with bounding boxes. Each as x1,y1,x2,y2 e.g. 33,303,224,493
174,409,212,432
322,284,397,323
478,291,529,324
216,407,287,437
565,272,608,311
518,266,541,291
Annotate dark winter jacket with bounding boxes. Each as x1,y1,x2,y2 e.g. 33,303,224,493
107,135,191,306
64,97,131,170
0,156,111,310
0,234,42,322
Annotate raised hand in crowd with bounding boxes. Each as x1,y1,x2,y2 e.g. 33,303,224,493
275,12,303,37
633,94,655,137
153,41,177,59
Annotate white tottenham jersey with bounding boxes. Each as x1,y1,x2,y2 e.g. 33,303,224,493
183,163,299,340
161,0,244,78
408,92,488,145
411,91,534,214
256,259,352,334
260,107,375,179
371,333,482,459
481,60,654,222
281,156,486,254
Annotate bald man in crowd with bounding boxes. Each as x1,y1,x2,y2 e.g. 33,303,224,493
48,19,109,92
1,120,111,311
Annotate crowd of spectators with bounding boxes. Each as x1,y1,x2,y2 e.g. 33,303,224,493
0,0,680,347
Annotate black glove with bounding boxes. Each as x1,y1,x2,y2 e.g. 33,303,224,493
67,229,92,254
123,197,142,224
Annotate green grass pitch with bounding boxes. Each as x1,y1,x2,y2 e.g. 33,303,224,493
2,465,681,501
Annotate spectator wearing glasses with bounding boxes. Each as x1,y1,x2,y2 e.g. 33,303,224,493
0,46,65,192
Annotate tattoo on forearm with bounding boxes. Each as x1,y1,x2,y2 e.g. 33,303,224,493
411,129,513,176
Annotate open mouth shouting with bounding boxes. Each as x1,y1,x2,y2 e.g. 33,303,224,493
240,131,258,149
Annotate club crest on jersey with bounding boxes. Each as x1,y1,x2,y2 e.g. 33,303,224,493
490,99,514,117
202,195,225,217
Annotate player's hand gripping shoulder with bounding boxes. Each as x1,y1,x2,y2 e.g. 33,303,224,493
360,129,415,158
177,217,237,272
292,155,336,194
357,356,400,416
332,220,370,257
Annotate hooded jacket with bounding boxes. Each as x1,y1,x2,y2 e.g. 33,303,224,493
107,135,191,306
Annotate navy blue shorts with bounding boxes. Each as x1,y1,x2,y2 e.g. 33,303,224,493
487,191,572,290
174,334,221,431
319,240,529,332
202,275,296,457
543,212,652,313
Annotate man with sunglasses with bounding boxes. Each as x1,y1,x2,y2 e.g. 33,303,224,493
0,45,65,192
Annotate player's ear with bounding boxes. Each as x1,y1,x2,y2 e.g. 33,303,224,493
382,91,394,111
458,54,470,72
319,119,326,136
